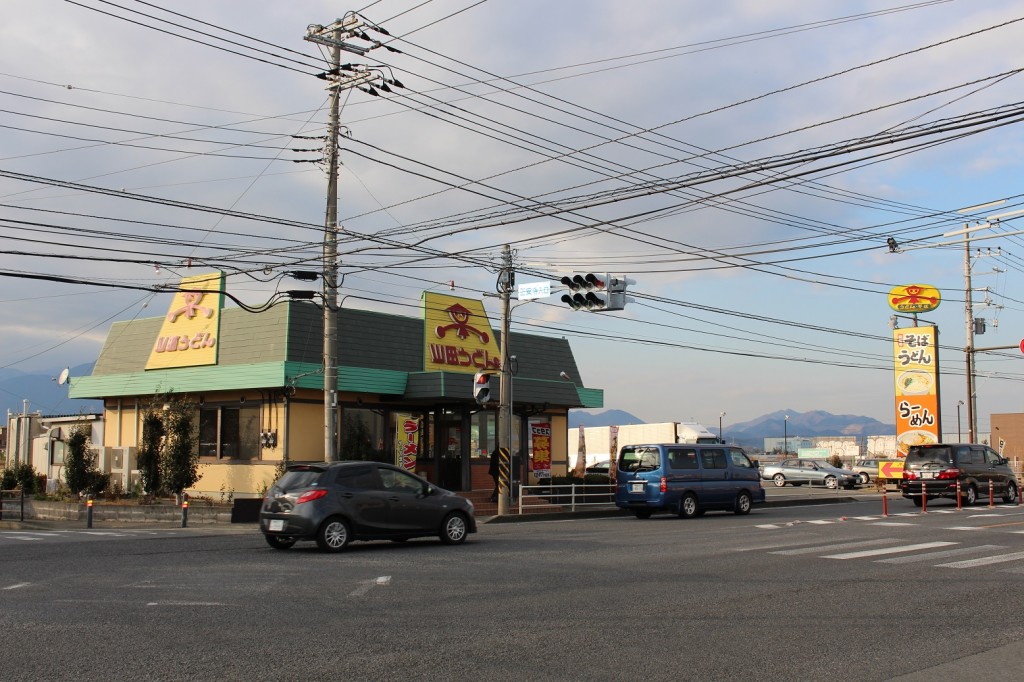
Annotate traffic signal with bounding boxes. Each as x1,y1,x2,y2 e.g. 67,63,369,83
473,371,493,404
559,273,633,311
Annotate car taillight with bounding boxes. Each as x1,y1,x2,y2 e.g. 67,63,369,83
296,489,328,504
660,477,667,493
937,468,960,480
903,470,917,481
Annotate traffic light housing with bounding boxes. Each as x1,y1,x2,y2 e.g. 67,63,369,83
559,273,633,311
473,371,493,404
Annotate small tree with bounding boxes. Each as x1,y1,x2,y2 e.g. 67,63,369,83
64,423,97,495
137,410,164,495
162,395,199,498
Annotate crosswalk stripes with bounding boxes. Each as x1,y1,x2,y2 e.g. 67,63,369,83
936,550,1024,569
765,537,1024,573
820,541,956,560
877,544,1006,564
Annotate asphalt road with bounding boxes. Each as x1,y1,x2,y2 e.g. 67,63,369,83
2,497,1023,681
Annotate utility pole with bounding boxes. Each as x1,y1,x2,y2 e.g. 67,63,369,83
321,28,341,463
963,225,976,443
305,15,395,462
497,244,514,515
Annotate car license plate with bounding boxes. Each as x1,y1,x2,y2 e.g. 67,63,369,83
630,482,645,494
268,519,285,531
921,472,934,479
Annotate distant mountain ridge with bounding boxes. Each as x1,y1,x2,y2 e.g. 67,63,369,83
0,363,101,417
568,408,895,447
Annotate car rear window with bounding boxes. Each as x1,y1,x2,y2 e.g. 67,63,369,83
906,446,953,466
620,446,660,472
277,467,325,490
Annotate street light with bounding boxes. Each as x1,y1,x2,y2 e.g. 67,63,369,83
957,400,965,441
784,415,790,455
719,411,726,443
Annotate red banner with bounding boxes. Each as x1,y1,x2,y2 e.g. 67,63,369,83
531,422,551,478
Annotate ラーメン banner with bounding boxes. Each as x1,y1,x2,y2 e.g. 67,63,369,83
422,292,501,373
893,325,941,456
146,272,224,370
394,413,419,472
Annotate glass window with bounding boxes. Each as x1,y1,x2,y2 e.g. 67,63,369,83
701,450,727,469
199,405,260,460
380,467,424,493
336,466,380,490
729,449,754,468
340,407,387,463
668,448,698,470
619,446,660,472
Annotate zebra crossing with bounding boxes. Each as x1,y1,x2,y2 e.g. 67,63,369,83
755,507,1019,530
0,529,173,544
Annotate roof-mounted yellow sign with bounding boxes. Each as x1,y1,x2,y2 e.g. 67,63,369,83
146,272,224,370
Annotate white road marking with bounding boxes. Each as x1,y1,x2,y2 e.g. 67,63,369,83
822,541,957,560
3,582,31,590
349,575,392,597
936,550,1024,569
944,526,983,531
145,601,230,607
770,538,898,556
871,522,917,526
877,545,1006,564
806,520,834,525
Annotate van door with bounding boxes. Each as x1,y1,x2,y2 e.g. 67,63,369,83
699,448,729,504
667,446,700,505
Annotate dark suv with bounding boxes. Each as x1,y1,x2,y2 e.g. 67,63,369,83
900,443,1020,507
260,461,476,552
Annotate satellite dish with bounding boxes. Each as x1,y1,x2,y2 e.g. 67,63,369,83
57,368,70,385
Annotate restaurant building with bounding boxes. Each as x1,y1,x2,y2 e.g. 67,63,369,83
69,276,602,497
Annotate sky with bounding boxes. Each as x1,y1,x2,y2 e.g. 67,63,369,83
2,0,1024,435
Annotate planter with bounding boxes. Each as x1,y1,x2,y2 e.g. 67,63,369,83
25,498,233,524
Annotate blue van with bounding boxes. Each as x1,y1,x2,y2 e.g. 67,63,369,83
615,443,765,518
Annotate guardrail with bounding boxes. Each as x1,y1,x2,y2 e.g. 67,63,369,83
518,483,616,514
0,487,25,522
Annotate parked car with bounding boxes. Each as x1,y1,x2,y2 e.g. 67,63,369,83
900,443,1020,507
761,458,860,489
614,443,765,518
260,461,477,552
585,460,611,475
850,458,902,484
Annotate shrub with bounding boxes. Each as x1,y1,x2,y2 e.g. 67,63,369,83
137,410,164,495
0,462,40,493
64,423,102,495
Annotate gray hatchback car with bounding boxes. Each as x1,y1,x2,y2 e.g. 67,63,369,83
260,461,476,552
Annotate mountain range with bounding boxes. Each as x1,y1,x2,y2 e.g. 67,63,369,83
569,408,896,448
0,363,102,418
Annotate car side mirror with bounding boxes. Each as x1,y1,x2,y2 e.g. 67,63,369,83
999,457,1008,465
423,485,434,496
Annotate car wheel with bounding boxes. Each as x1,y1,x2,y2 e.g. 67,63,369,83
859,472,870,485
824,475,837,489
963,484,977,506
439,512,469,545
912,496,923,507
634,509,653,519
315,517,350,552
678,493,699,519
1003,482,1019,504
773,474,786,487
264,534,296,550
734,490,752,515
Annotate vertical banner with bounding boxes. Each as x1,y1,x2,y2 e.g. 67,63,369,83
574,424,587,477
893,325,941,456
395,413,419,472
530,422,551,478
608,425,619,482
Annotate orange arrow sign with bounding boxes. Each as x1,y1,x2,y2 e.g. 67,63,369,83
879,461,904,478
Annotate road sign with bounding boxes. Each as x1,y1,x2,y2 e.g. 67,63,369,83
1020,338,1024,354
517,281,550,300
878,461,904,479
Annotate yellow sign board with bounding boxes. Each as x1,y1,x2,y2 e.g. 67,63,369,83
145,272,224,370
878,461,904,479
888,284,941,313
893,326,940,456
423,292,501,373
